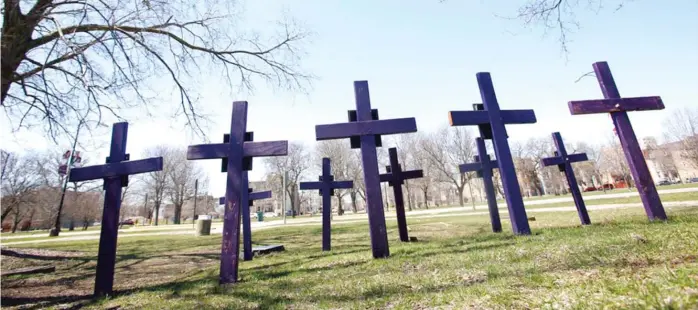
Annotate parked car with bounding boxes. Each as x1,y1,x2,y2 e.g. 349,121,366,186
583,186,597,192
119,219,135,226
686,177,698,184
657,180,671,186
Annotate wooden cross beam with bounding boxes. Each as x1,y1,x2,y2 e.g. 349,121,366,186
448,73,536,235
299,158,353,251
568,61,667,221
68,122,163,297
540,132,591,225
378,147,423,242
459,138,502,233
187,101,288,285
314,81,418,258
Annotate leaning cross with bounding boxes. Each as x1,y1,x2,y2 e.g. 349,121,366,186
448,73,537,235
299,158,353,251
378,147,422,242
540,132,591,225
568,61,667,221
314,81,417,258
218,171,272,261
68,122,163,297
459,137,502,233
187,101,288,284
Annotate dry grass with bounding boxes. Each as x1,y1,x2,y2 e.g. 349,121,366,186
2,206,698,309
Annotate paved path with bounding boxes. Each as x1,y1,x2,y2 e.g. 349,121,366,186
2,201,696,246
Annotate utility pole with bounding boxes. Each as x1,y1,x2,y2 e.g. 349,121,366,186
282,171,288,224
142,194,148,226
192,179,199,225
50,120,83,237
467,174,476,210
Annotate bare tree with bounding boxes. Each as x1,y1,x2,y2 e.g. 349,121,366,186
166,147,202,224
1,150,40,223
420,126,475,206
663,107,698,170
598,134,632,188
411,133,437,209
2,0,311,140
263,142,310,216
141,145,172,225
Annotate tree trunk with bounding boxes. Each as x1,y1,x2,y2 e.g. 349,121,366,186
404,182,413,211
422,189,428,209
11,211,21,233
154,200,161,225
457,185,465,206
1,206,14,222
68,218,75,231
335,193,345,216
350,191,358,213
174,203,182,224
0,2,43,104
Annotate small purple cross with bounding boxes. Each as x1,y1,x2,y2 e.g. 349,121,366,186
187,101,288,284
379,147,423,242
299,158,353,251
459,138,502,233
568,61,667,221
68,122,163,297
540,132,591,225
219,171,272,261
314,81,417,258
448,73,536,235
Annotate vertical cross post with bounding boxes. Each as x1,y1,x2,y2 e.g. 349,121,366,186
448,73,537,234
379,147,423,242
540,132,591,225
187,101,288,284
568,61,667,221
68,122,163,297
315,81,418,258
459,138,501,232
299,158,353,251
219,172,272,261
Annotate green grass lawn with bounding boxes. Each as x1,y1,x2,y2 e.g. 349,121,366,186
2,206,697,309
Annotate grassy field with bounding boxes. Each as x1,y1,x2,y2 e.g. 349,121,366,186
2,206,697,309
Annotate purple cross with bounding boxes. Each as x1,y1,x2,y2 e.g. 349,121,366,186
459,138,502,233
187,101,288,284
378,147,423,242
68,122,163,297
218,171,272,261
315,81,417,258
448,73,536,235
568,61,667,221
540,132,591,225
299,158,353,251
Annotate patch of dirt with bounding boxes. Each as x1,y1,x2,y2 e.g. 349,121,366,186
1,248,219,310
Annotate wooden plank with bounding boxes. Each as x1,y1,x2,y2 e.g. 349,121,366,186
69,158,163,182
315,118,417,140
568,97,663,115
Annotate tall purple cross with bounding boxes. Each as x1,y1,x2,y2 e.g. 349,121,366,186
299,158,353,251
315,81,417,258
448,73,537,235
379,147,423,242
568,61,667,221
218,171,272,261
459,137,502,233
540,132,591,225
68,122,163,297
187,101,288,284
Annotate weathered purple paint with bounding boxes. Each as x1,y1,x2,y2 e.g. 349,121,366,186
187,101,288,284
540,132,591,225
67,122,163,297
449,73,536,235
459,138,502,233
299,158,353,251
314,81,418,258
378,148,423,242
568,97,664,115
568,62,667,221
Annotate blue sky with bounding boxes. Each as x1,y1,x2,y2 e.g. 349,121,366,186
2,0,697,197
